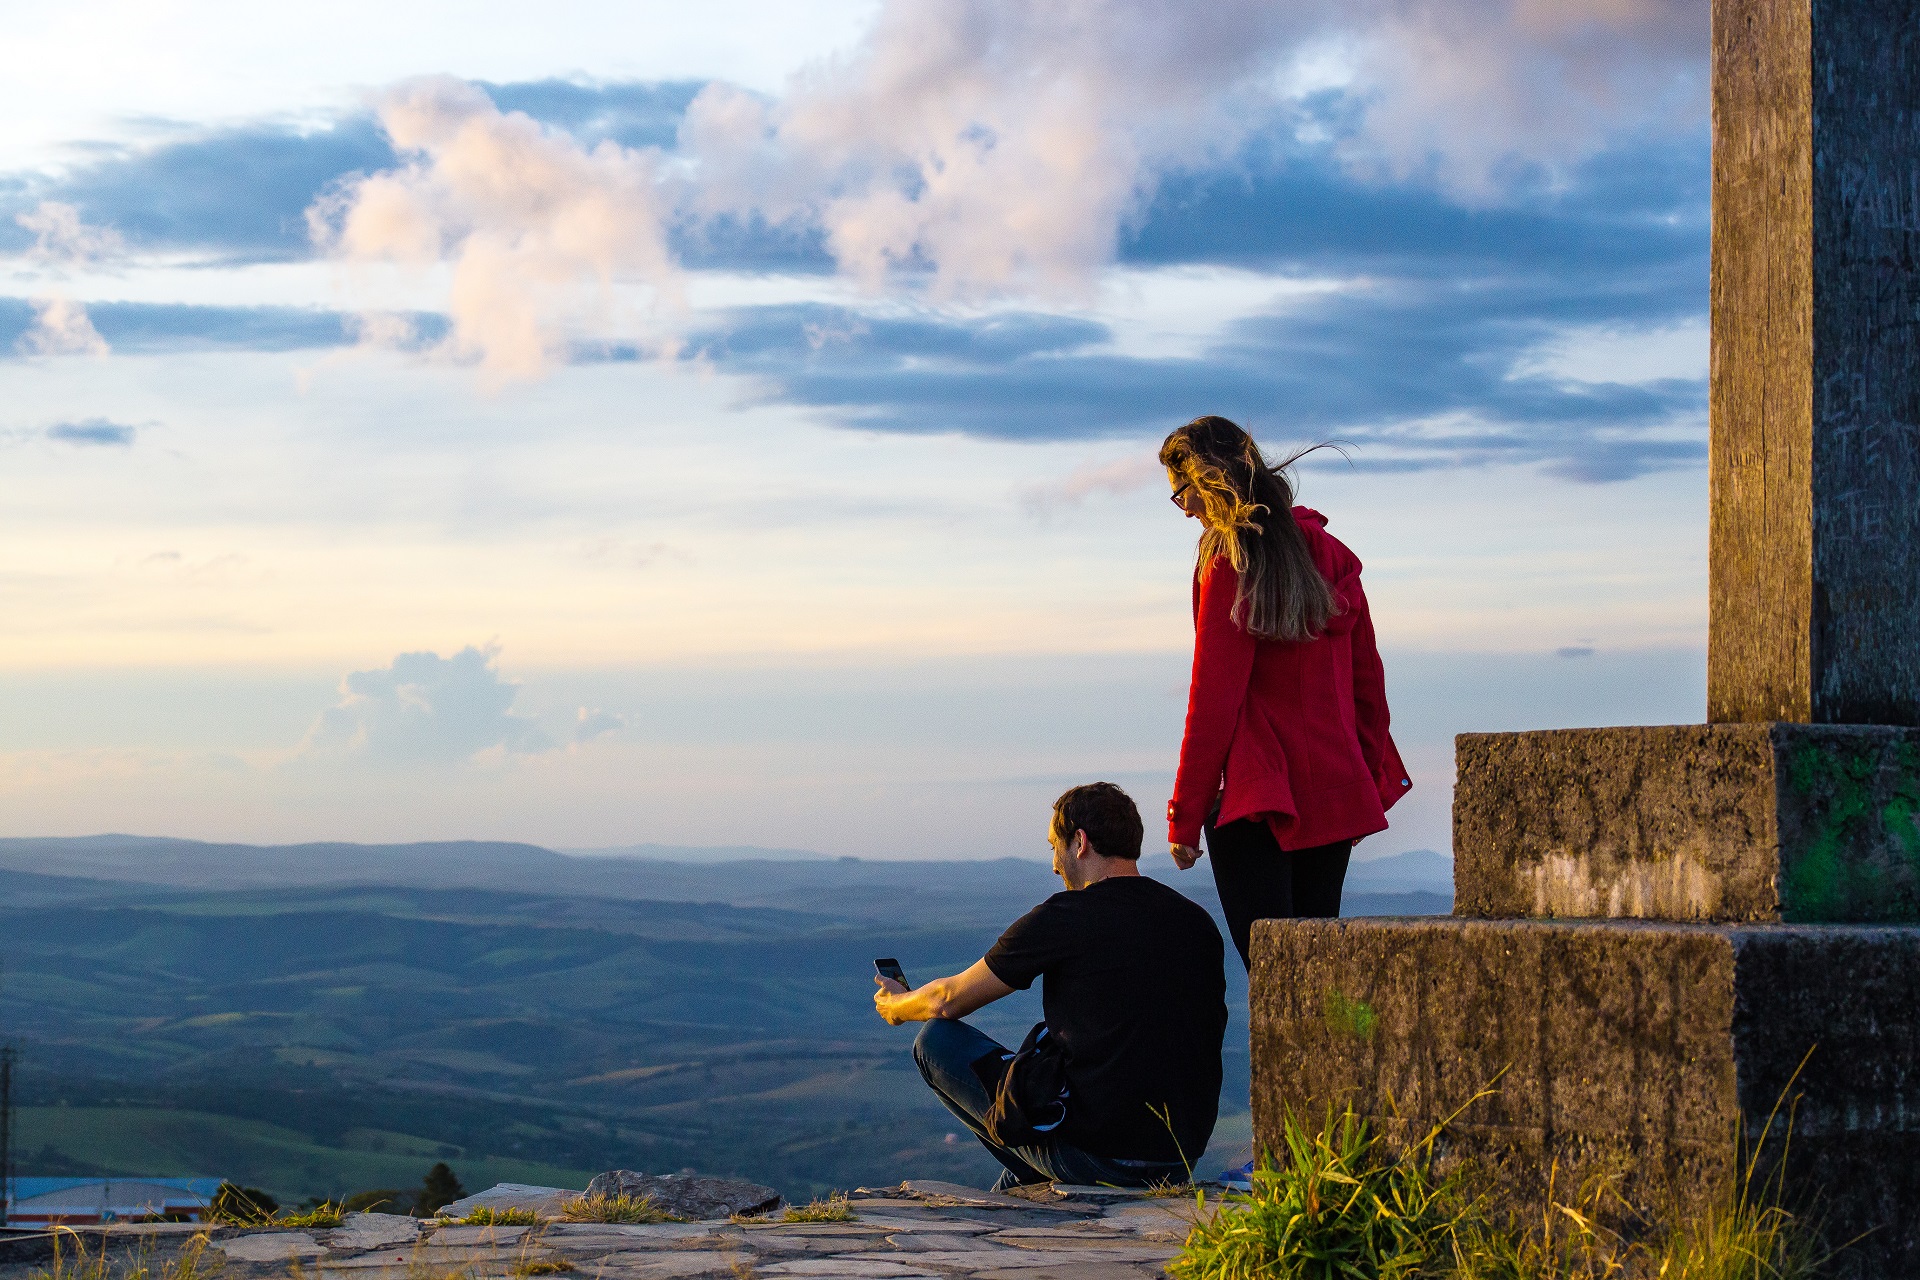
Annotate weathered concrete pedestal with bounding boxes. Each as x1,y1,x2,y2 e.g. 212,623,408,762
1250,915,1920,1275
1454,724,1920,923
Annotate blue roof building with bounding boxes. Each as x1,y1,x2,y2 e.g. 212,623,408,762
7,1177,225,1225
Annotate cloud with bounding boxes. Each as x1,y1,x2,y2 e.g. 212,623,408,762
17,201,124,263
0,298,401,356
574,708,626,743
301,645,553,763
1022,455,1164,516
309,76,680,380
47,419,136,447
290,2,1705,371
692,246,1706,480
12,201,121,357
43,118,394,262
16,296,109,357
672,0,1704,294
1345,0,1706,194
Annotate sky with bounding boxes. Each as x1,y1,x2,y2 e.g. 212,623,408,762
0,0,1713,861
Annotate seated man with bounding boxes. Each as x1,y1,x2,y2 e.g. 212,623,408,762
873,782,1227,1189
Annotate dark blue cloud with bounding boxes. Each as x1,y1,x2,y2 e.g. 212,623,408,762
3,118,396,261
47,419,136,446
693,287,1704,481
1123,128,1707,279
0,297,446,354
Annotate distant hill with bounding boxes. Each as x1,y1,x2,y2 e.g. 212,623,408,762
1347,848,1454,897
558,842,833,862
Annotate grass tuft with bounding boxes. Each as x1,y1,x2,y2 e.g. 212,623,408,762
1169,1105,1467,1280
275,1203,346,1229
509,1258,574,1276
1170,1078,1833,1280
459,1206,543,1226
558,1193,682,1224
780,1193,854,1223
1141,1179,1196,1199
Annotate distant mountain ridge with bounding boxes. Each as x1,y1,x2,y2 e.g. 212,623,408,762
558,842,833,862
0,834,1455,900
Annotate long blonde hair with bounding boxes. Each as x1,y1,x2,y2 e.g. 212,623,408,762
1159,416,1339,642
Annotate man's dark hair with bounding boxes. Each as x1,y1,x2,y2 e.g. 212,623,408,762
1050,782,1144,861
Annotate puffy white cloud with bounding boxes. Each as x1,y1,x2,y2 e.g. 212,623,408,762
1347,0,1706,192
17,200,126,263
308,76,679,380
16,296,108,357
302,644,553,763
679,3,1313,298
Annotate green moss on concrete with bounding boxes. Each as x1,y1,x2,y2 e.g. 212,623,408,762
1321,988,1377,1041
1781,737,1920,923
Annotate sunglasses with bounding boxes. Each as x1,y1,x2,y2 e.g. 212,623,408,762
1169,482,1193,509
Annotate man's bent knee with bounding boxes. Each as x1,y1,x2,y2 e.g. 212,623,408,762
912,1017,963,1073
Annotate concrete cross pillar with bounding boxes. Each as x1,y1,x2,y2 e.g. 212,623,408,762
1708,0,1920,726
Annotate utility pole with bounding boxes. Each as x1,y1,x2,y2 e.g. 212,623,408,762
1,1043,13,1228
1,959,13,1228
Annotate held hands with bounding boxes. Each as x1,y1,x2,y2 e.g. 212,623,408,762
1169,843,1203,870
873,974,910,1025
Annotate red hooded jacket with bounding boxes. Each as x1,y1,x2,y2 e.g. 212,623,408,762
1167,507,1410,851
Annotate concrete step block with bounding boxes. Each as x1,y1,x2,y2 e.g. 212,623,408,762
1454,723,1920,922
1250,916,1920,1278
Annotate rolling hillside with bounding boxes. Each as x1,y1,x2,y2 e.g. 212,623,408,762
0,839,1448,1202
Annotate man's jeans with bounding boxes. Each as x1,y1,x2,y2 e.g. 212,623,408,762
913,1018,1191,1192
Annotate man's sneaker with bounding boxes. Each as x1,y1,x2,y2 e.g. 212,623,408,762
1217,1158,1255,1192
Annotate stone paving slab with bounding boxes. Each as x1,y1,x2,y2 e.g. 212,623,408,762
217,1233,330,1263
896,1182,1083,1213
327,1214,423,1250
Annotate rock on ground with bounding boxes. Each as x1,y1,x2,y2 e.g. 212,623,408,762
584,1169,782,1220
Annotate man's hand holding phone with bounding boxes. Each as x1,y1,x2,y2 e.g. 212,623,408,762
873,958,911,1024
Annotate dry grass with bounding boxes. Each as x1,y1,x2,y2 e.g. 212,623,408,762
557,1193,682,1224
31,1232,222,1280
780,1194,854,1223
1140,1179,1196,1199
509,1257,574,1276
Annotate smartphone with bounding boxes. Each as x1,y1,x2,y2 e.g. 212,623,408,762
874,957,909,987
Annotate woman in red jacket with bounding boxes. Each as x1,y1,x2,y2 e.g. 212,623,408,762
1161,416,1410,970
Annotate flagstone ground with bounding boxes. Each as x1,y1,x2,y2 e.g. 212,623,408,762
0,1181,1194,1280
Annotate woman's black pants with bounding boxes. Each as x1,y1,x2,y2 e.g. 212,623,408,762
1205,818,1353,971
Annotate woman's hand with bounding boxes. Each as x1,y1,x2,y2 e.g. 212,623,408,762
1169,843,1203,870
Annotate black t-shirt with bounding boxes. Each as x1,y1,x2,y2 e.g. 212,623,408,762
984,874,1226,1163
